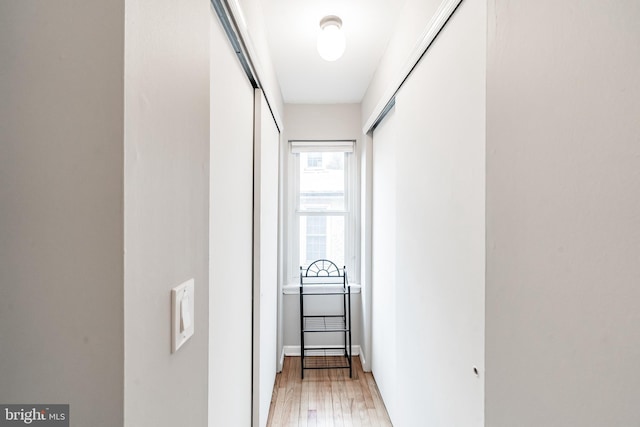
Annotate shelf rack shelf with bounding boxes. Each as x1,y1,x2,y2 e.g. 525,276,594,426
299,259,352,379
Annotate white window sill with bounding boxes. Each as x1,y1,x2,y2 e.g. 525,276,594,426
282,283,362,295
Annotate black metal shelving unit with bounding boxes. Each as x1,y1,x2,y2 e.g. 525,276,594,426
299,259,352,379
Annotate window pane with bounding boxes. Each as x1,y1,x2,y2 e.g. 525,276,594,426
299,215,344,267
299,152,345,211
306,216,326,261
306,153,323,168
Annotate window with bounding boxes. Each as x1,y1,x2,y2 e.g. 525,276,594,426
305,216,327,262
288,140,358,282
306,153,323,168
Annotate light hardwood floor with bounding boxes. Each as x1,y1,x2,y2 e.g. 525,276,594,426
266,356,393,427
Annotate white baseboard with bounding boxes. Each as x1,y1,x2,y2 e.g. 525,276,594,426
359,350,369,371
283,345,361,357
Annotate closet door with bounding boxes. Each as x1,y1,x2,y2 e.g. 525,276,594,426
370,0,486,424
209,8,255,426
371,105,399,421
392,0,485,423
252,89,280,427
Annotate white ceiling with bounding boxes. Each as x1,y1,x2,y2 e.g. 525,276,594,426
262,0,406,104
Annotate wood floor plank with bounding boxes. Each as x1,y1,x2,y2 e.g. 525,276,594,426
266,356,392,427
365,373,392,427
321,368,333,427
285,357,302,427
357,366,376,410
336,369,352,427
346,367,368,427
307,409,318,427
307,369,320,426
330,375,344,427
299,376,309,427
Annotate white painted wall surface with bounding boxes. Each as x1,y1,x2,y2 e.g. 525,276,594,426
0,2,124,425
371,106,398,421
486,1,640,426
124,0,210,425
234,0,285,127
371,0,486,424
282,104,363,354
282,295,362,349
253,90,280,427
361,0,442,128
284,104,363,152
209,9,255,427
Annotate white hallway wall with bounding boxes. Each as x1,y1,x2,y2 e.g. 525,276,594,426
1,0,212,425
0,2,268,426
124,0,210,425
0,2,124,425
236,0,285,124
485,0,640,425
371,0,486,425
281,104,364,358
369,0,640,425
361,0,444,127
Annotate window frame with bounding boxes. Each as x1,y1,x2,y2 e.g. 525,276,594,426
286,139,359,284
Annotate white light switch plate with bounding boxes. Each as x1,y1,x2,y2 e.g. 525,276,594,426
171,278,195,353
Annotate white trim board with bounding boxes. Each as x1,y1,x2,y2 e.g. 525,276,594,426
363,0,464,133
279,347,286,371
278,345,367,373
358,349,368,371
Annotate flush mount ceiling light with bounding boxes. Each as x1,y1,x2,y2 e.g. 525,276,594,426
317,15,346,62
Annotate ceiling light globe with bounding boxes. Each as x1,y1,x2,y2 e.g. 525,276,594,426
317,17,345,62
